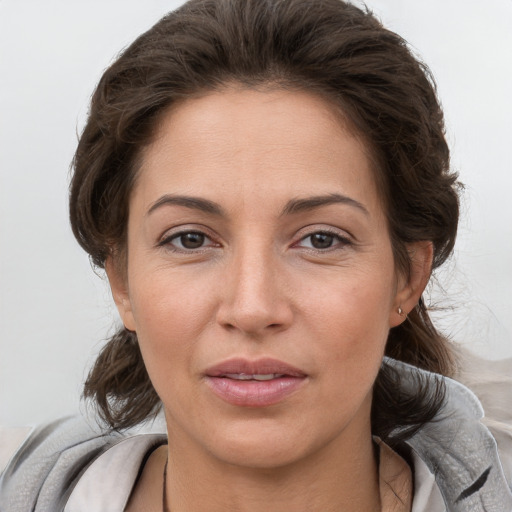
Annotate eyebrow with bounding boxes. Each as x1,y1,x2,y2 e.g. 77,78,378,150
281,193,369,216
147,194,225,216
146,192,368,218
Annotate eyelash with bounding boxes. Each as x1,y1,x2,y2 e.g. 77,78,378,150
158,227,352,253
294,229,352,252
158,229,219,253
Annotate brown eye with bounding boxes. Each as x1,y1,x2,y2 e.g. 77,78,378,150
296,231,351,251
177,232,206,249
161,231,213,251
309,233,335,249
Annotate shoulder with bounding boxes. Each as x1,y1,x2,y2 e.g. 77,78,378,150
454,348,512,486
386,356,512,511
0,415,123,512
0,425,32,473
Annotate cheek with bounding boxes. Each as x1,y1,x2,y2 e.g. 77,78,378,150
299,264,395,382
126,268,217,375
303,266,395,337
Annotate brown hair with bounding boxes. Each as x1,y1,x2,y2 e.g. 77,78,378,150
70,0,459,440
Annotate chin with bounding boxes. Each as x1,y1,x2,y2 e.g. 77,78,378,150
201,417,337,471
212,438,307,470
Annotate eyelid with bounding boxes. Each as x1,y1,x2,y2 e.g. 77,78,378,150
157,224,221,250
292,226,354,250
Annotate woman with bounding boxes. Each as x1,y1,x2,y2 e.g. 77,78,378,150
1,0,511,510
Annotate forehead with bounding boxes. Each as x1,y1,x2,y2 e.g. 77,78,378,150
134,88,381,215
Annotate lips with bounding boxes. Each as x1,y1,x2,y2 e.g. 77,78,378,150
223,373,284,381
204,358,307,407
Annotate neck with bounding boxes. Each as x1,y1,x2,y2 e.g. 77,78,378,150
164,425,380,512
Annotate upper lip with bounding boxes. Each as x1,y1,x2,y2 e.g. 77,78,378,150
205,358,307,378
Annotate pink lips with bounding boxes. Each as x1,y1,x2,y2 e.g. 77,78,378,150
204,358,307,407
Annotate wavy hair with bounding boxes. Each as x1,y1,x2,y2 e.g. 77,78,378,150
70,0,459,440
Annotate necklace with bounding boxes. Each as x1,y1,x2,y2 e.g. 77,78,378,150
162,459,170,512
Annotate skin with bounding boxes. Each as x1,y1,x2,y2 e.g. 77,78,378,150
109,88,432,511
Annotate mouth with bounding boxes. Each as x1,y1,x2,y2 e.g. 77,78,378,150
222,373,286,381
204,358,307,407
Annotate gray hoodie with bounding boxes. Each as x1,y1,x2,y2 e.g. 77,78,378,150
1,358,511,511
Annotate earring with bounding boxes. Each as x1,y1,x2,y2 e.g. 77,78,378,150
398,306,405,316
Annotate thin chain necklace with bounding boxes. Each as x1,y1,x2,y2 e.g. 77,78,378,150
162,459,170,512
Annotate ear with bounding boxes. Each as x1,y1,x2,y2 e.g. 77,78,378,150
105,256,136,332
389,241,433,328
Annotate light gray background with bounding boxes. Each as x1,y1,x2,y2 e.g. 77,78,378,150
1,0,511,427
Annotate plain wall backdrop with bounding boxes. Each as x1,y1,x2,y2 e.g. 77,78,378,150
1,0,511,427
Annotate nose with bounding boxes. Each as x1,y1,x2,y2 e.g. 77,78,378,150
216,243,293,337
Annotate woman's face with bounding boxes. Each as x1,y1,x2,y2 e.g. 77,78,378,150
109,88,427,469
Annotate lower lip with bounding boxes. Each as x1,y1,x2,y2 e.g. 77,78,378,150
205,376,306,407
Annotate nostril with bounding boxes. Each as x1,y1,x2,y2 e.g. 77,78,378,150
215,289,293,335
